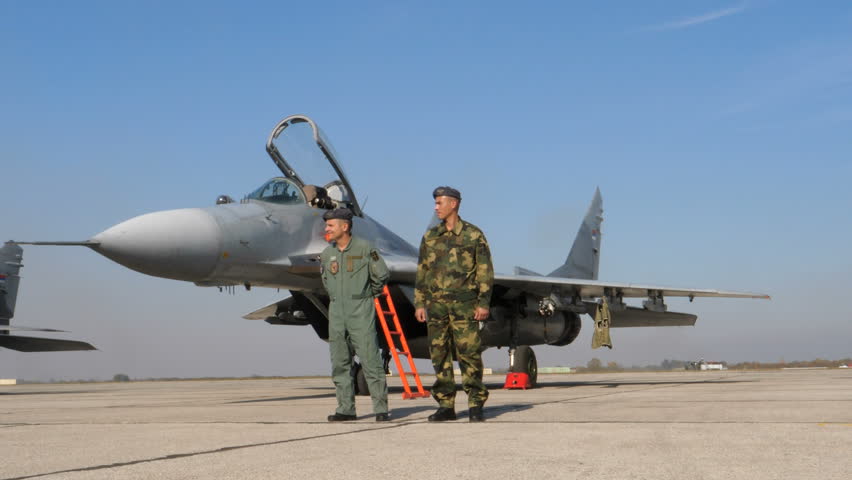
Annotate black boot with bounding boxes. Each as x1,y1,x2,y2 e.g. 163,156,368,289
468,406,485,422
428,407,457,422
327,413,357,422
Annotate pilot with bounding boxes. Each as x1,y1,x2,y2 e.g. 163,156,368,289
320,207,391,422
303,185,334,209
414,186,494,422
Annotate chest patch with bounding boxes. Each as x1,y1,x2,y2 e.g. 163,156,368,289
346,255,362,272
330,259,339,275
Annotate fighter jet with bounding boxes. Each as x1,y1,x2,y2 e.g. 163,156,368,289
17,115,767,386
0,242,95,352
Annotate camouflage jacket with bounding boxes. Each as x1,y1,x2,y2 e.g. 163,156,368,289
414,218,493,310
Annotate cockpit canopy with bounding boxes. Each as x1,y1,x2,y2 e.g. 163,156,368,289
239,116,362,212
265,115,362,216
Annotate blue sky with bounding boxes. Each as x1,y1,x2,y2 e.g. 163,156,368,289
2,1,851,380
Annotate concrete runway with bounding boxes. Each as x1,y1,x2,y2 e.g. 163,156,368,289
2,369,850,479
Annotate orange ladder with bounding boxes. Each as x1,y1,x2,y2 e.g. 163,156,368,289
374,286,430,399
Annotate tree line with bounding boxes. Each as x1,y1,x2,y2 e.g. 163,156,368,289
575,357,852,372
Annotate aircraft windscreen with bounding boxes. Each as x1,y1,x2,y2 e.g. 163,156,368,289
269,120,354,204
247,178,306,205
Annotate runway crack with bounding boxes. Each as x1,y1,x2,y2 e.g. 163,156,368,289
3,422,412,480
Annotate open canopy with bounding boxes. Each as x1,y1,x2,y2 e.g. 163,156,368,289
265,115,362,216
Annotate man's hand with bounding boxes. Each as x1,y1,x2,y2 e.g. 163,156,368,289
474,307,490,322
415,308,427,323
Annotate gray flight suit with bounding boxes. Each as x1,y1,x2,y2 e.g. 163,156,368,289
320,235,391,416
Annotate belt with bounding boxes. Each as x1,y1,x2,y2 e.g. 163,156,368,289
429,290,477,302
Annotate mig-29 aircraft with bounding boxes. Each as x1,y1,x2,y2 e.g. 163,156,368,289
17,115,768,387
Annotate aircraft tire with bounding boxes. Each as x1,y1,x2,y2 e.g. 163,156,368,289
353,363,369,396
511,345,538,388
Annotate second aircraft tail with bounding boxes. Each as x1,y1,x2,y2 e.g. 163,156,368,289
0,241,23,323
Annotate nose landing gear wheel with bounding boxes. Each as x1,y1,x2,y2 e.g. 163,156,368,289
510,345,538,388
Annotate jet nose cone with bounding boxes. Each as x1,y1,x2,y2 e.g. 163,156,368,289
92,208,221,281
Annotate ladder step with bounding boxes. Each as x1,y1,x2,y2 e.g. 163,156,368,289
402,392,431,399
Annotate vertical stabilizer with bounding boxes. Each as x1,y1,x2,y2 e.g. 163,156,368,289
548,188,603,280
0,241,24,324
0,241,97,351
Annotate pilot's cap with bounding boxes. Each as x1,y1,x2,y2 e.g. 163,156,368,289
322,208,353,221
432,186,461,200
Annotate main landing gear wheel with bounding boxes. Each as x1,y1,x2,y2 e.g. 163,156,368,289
353,363,370,396
510,345,538,388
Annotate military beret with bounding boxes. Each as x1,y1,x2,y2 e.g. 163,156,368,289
322,208,353,221
432,186,461,200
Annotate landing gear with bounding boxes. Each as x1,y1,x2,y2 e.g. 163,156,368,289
381,349,392,375
353,363,369,396
508,345,538,388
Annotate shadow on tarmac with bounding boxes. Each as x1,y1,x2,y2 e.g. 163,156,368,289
387,403,532,420
383,404,434,420
228,392,337,403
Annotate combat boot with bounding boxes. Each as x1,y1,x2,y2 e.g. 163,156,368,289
468,406,485,422
327,413,357,422
428,407,457,422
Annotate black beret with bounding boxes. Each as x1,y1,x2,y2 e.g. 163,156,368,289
432,186,461,200
322,208,353,221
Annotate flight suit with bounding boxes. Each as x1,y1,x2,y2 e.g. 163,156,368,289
320,235,390,416
414,218,494,408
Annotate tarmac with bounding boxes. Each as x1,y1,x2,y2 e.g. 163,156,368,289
1,369,850,480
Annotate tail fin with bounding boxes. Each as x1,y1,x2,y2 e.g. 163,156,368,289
547,188,603,280
0,241,24,324
0,241,96,351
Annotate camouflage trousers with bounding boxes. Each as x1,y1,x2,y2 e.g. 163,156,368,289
426,301,489,408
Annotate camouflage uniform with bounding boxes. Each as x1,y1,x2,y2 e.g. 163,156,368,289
415,218,494,408
321,235,390,417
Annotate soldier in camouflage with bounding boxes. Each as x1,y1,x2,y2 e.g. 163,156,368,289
415,186,494,422
320,208,391,422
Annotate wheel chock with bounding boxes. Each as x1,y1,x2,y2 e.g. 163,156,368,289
503,372,530,389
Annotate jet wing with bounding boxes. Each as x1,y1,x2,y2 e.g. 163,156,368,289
0,335,96,352
386,263,769,301
1,326,69,333
493,273,770,300
243,297,295,321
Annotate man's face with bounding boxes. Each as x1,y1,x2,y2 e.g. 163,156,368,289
434,196,457,220
324,219,348,242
